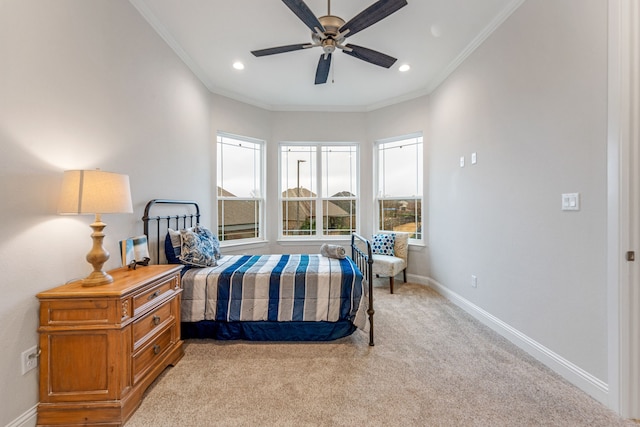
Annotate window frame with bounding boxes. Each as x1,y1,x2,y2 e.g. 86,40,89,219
278,142,360,241
374,133,424,245
216,131,266,246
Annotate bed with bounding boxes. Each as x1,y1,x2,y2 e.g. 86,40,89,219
142,199,375,345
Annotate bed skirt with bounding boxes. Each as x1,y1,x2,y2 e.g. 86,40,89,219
181,320,357,341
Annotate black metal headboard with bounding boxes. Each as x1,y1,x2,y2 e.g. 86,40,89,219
142,199,200,264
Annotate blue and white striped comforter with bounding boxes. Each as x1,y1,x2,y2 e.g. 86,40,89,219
180,254,368,330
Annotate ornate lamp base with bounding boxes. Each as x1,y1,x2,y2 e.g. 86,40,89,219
82,214,113,287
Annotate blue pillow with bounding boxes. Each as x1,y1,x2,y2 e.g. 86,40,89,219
179,228,217,267
175,225,221,267
165,228,184,264
194,225,221,260
372,233,396,256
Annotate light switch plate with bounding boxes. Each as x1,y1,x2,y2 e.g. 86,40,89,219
471,152,477,164
561,193,580,211
460,156,465,167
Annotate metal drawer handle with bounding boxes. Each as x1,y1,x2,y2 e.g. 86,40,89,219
152,315,161,325
153,344,161,355
147,290,161,301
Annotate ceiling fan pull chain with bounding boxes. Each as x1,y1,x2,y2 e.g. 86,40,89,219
332,59,335,84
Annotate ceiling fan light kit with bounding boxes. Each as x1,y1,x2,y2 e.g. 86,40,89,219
251,0,408,85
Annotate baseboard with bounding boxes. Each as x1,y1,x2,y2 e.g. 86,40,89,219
406,273,609,405
5,404,37,427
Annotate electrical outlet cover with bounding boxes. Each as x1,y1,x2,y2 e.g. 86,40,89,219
21,346,38,375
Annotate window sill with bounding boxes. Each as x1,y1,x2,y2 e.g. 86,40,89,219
277,237,352,246
409,242,427,250
220,239,269,251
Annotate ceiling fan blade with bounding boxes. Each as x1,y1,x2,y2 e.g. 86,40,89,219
282,0,326,33
342,44,397,68
315,53,332,85
339,0,408,38
251,43,311,57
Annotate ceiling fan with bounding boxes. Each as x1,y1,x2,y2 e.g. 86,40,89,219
251,0,408,85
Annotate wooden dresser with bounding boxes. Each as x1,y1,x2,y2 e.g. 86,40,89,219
36,264,184,427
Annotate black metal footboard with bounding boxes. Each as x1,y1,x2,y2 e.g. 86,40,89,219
352,233,375,346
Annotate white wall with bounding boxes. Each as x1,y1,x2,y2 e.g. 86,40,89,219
428,0,608,383
0,1,211,425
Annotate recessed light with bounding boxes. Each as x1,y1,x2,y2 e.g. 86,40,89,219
399,64,410,72
233,61,245,70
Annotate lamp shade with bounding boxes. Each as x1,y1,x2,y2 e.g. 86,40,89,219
58,170,133,215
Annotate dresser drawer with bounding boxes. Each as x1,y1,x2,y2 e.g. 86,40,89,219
39,299,114,327
133,300,174,349
132,274,178,315
132,325,174,385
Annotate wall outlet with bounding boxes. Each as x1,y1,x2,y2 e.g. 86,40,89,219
471,275,478,288
21,346,39,375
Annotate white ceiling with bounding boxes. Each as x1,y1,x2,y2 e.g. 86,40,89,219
130,0,524,111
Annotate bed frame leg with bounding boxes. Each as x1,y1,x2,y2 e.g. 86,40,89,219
368,258,375,346
368,307,375,346
352,233,375,346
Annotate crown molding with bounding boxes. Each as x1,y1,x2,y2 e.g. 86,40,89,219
128,0,216,92
427,0,526,93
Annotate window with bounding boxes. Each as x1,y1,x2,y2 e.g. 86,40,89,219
216,133,264,243
376,134,423,241
280,143,358,238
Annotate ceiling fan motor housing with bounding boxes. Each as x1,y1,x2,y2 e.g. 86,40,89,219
313,15,347,49
322,38,336,54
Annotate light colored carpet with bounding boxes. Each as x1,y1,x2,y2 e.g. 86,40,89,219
126,280,634,426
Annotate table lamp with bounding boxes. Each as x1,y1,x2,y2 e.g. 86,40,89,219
58,169,133,286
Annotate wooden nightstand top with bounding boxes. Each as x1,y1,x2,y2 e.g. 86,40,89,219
37,264,183,299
